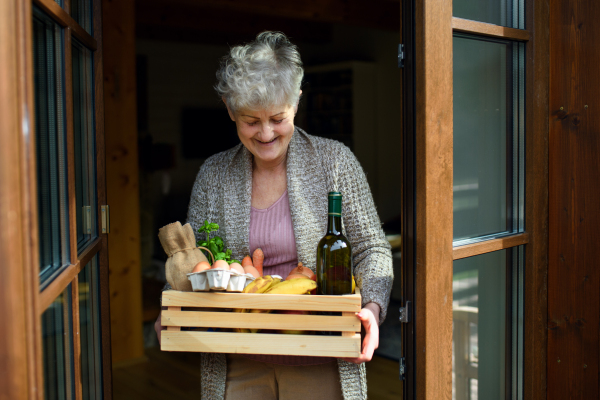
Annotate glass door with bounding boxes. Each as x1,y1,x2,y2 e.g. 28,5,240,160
0,0,111,398
405,0,546,399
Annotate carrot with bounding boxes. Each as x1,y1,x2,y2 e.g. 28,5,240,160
252,248,264,276
241,255,253,268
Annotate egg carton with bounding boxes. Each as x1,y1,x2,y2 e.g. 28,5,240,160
187,269,255,292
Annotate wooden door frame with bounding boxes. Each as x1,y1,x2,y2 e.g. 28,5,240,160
413,1,454,399
407,0,549,399
0,0,42,398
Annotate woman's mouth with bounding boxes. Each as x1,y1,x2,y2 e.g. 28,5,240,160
256,137,277,145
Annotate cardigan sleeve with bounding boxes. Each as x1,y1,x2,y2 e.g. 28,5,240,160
335,144,394,324
186,162,210,239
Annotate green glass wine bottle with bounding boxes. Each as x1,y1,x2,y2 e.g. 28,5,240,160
316,192,353,295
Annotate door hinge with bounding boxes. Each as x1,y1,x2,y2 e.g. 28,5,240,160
398,44,405,68
399,357,406,380
101,205,110,234
82,206,92,234
399,300,411,323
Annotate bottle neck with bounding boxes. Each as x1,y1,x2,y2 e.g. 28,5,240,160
327,215,342,235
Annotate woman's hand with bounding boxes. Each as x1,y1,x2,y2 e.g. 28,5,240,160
340,302,380,364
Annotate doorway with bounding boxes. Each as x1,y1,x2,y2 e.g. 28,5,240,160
107,1,404,399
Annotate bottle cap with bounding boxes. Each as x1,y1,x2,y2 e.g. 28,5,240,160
328,192,342,216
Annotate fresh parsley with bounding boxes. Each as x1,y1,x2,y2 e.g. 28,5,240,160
197,220,240,265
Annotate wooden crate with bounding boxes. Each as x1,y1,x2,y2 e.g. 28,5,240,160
160,288,362,358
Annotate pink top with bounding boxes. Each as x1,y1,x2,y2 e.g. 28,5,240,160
243,190,334,366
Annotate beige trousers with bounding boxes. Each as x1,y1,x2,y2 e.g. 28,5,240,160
224,354,344,400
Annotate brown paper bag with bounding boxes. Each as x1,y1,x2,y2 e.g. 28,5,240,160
158,221,209,291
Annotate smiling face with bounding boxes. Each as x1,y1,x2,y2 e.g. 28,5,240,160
226,102,298,169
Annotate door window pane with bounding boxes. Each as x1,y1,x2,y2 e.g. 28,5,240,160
33,7,70,286
453,247,524,400
453,36,525,243
453,0,524,29
79,256,103,399
42,285,75,400
72,39,97,252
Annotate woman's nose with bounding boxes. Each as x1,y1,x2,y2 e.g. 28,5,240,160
258,122,274,139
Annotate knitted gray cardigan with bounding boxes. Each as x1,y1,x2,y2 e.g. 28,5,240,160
185,128,393,399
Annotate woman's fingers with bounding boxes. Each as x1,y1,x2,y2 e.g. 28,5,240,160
154,315,165,342
339,308,379,364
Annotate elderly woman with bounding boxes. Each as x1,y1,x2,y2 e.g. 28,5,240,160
156,31,393,400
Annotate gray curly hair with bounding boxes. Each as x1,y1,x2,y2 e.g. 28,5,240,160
215,31,304,113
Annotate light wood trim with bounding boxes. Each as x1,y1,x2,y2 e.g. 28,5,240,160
38,238,102,313
71,275,83,400
523,0,549,398
162,310,362,332
161,331,361,358
415,0,454,399
452,233,530,260
452,17,530,41
33,0,97,50
162,290,362,312
0,0,42,398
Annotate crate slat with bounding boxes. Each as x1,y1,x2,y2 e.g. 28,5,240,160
161,331,361,358
341,312,355,337
166,306,181,331
162,290,361,312
162,310,361,332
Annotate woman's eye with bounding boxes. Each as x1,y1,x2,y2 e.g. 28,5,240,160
273,119,284,124
247,121,257,126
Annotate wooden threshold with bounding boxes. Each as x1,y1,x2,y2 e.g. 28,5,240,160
38,237,102,314
33,0,97,50
453,233,529,260
452,17,530,41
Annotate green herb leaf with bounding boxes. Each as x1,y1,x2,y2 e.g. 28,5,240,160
213,236,224,252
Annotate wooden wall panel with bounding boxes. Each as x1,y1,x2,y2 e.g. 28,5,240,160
548,0,600,398
102,0,144,363
523,1,549,399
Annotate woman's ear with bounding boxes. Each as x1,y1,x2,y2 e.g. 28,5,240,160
223,97,236,121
